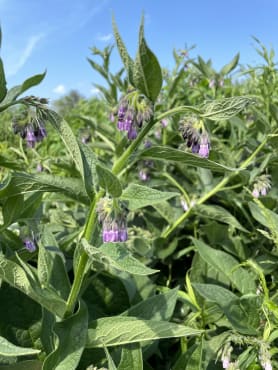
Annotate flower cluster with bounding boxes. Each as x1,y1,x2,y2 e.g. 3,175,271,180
179,118,210,158
97,198,128,243
12,99,48,148
259,343,272,370
23,236,37,253
252,175,271,198
116,91,153,140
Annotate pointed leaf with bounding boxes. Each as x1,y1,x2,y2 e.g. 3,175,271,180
38,229,71,300
118,343,143,370
193,283,259,335
0,336,40,357
2,194,24,229
220,53,240,75
120,183,179,210
0,72,46,107
0,58,7,103
133,16,162,102
43,300,88,370
199,96,255,121
0,172,89,204
194,204,249,232
82,239,158,276
140,146,237,172
193,238,256,294
96,163,122,197
122,287,179,321
78,142,97,198
112,16,134,85
87,316,203,348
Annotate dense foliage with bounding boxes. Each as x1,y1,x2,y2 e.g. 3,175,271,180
0,17,278,370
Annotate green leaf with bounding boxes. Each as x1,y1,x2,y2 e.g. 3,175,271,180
120,183,179,210
199,96,254,121
38,228,71,300
104,347,117,370
1,194,24,229
249,201,278,235
86,316,203,348
82,239,158,276
78,142,97,198
0,360,42,370
0,172,89,204
112,16,134,85
186,337,205,370
0,72,46,107
42,300,88,370
140,146,237,173
193,238,256,294
193,283,259,335
220,53,240,75
0,254,67,317
118,343,143,370
194,204,249,232
121,287,179,321
133,16,162,102
47,110,84,177
96,163,122,197
0,336,40,357
0,58,7,103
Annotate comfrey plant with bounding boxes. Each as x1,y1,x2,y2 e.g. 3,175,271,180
0,17,278,370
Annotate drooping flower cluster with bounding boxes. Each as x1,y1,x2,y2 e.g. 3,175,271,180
116,91,153,140
97,198,128,243
179,118,210,158
12,97,49,148
252,175,271,198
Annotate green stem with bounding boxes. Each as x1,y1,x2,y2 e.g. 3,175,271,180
64,190,104,317
163,172,191,205
161,137,268,239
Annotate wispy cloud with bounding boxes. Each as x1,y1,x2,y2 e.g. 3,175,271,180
53,84,66,94
6,33,45,77
96,33,113,42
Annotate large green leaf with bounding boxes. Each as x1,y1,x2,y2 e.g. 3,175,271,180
1,194,24,229
193,283,260,335
78,142,97,198
96,163,122,197
0,361,42,370
120,183,179,210
0,336,40,357
199,96,254,121
42,301,88,370
193,238,256,294
118,344,143,370
0,172,89,204
112,16,134,85
121,287,179,321
0,71,46,108
220,53,240,75
139,146,238,172
86,316,203,348
133,16,162,102
194,204,249,232
249,201,278,235
0,58,7,103
82,239,158,276
38,229,71,300
0,254,67,317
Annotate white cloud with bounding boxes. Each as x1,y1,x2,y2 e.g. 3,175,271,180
96,33,113,42
6,33,45,77
90,87,100,95
53,84,66,94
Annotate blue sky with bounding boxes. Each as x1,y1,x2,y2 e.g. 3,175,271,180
0,0,277,102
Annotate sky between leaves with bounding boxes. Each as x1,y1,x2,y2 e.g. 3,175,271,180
0,0,277,101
